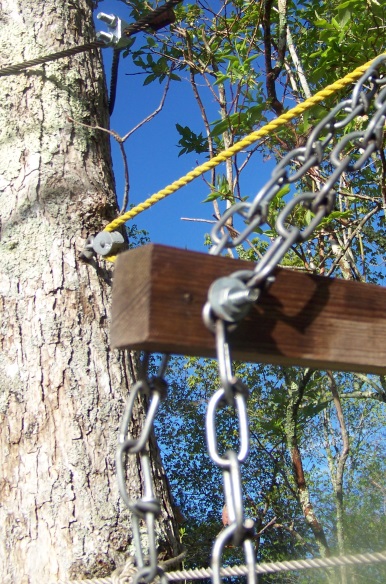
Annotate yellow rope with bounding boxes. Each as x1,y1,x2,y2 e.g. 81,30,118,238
103,54,385,241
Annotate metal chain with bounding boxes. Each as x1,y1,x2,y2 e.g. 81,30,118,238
205,320,257,584
201,55,386,584
116,354,170,584
203,54,386,330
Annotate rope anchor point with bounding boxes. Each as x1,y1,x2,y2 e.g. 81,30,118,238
81,231,124,259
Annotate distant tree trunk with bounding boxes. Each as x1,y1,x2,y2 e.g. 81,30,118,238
0,1,180,582
284,371,331,560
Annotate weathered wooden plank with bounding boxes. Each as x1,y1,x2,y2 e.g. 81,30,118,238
111,244,386,374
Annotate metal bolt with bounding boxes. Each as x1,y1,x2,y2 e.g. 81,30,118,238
228,288,259,307
92,231,124,256
96,31,114,44
208,277,259,323
97,12,117,26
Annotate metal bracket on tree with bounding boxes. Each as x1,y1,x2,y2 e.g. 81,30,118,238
96,13,133,48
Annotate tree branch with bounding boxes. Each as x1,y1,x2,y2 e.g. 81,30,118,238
121,68,173,142
262,0,285,115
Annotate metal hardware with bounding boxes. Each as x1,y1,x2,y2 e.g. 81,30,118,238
92,231,124,256
202,55,386,584
81,231,124,259
206,389,250,466
97,12,118,27
204,317,256,583
81,236,95,260
116,354,170,583
215,319,249,404
208,277,260,323
204,54,386,315
205,346,257,584
96,12,132,48
209,202,268,256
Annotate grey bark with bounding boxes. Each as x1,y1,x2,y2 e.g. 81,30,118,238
0,1,180,582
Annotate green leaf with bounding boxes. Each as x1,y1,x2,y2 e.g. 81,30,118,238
314,18,335,29
331,17,341,30
202,191,222,203
143,74,156,86
275,184,291,200
337,0,359,9
300,401,330,420
336,7,351,27
210,119,230,137
213,73,229,86
176,124,208,156
244,54,258,65
175,123,186,136
305,209,313,224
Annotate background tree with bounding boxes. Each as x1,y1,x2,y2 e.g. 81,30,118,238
0,2,181,583
116,1,386,581
2,0,386,583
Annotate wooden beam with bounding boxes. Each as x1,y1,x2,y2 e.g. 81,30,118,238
111,244,386,374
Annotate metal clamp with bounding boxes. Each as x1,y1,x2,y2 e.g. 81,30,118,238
96,13,132,48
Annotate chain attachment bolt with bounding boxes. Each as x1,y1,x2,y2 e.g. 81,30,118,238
97,12,118,26
208,277,260,323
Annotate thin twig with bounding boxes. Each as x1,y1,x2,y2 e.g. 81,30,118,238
67,116,130,213
325,204,380,277
180,217,216,224
256,516,277,536
118,140,131,213
188,61,219,217
121,68,173,141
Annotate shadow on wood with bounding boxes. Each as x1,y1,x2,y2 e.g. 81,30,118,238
111,244,386,374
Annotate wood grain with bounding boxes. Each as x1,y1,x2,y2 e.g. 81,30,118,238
111,244,386,374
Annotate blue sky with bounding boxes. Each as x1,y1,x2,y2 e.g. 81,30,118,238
94,1,274,252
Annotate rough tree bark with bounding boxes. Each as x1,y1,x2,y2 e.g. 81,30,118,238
0,1,181,582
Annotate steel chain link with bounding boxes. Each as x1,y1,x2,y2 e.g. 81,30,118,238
202,55,386,584
117,354,169,584
205,320,257,584
115,57,386,584
204,55,386,304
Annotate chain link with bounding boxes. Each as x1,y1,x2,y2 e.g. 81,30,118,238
115,57,386,584
202,55,386,584
116,354,169,584
205,55,386,302
205,319,257,584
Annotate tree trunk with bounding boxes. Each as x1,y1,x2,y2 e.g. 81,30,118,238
284,372,331,560
0,1,180,582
